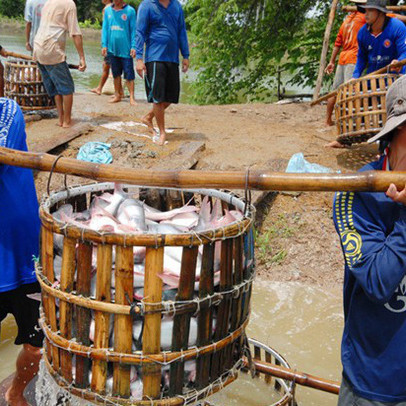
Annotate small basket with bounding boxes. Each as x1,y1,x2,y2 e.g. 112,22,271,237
335,73,399,145
4,59,55,111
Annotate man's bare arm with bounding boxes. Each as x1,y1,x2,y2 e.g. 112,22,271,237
72,35,86,72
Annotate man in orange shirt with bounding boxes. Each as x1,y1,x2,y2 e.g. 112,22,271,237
325,0,366,130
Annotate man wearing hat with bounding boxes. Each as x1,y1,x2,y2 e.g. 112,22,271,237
324,0,366,127
334,74,406,404
353,0,406,78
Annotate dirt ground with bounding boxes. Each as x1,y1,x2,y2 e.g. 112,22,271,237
25,93,381,289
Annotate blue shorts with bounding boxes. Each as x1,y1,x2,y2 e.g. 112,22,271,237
109,56,135,81
37,61,75,97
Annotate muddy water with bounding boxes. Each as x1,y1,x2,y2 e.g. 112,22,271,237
0,280,343,405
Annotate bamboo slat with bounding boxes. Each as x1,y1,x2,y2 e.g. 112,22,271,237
196,243,215,390
75,242,93,388
91,244,113,394
169,246,199,396
40,227,59,368
113,246,134,398
142,247,164,400
59,237,77,382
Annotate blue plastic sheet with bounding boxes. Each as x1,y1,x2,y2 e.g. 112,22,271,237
77,142,113,164
286,153,336,173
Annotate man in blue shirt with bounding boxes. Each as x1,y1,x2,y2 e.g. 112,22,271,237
102,0,137,105
335,75,406,405
135,0,190,146
353,0,406,78
0,98,43,406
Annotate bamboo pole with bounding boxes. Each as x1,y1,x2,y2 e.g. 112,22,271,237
59,237,77,382
311,60,406,106
313,0,340,101
343,5,406,12
142,247,164,400
2,147,406,192
91,244,113,394
113,246,134,398
245,357,340,395
5,52,79,70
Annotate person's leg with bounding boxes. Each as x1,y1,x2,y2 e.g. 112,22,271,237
54,95,64,127
91,60,110,95
127,80,136,105
123,57,136,105
5,344,41,406
62,94,74,128
153,102,170,145
110,76,123,103
0,61,4,98
326,96,336,126
109,56,123,103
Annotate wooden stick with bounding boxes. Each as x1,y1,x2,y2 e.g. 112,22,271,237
313,0,340,101
311,60,406,106
91,244,113,394
245,357,340,395
3,147,406,192
113,246,134,398
6,51,33,61
142,247,164,400
343,5,406,12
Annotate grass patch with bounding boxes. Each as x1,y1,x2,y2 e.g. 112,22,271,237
255,213,298,266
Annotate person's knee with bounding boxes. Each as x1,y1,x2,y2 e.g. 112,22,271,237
23,343,42,358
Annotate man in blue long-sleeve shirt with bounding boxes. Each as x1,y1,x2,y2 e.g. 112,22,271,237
135,0,190,146
335,75,406,405
353,0,406,78
102,0,137,105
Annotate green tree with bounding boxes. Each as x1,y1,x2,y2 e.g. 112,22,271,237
0,0,25,18
186,0,347,104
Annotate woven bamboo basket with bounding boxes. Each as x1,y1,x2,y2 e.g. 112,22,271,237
334,73,399,145
38,182,256,405
4,59,55,111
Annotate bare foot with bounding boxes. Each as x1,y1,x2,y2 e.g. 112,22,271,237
141,116,156,134
56,122,63,127
152,134,168,146
62,120,75,128
326,120,334,127
120,92,125,98
5,386,29,406
325,140,347,149
130,97,137,106
109,96,122,104
90,88,101,95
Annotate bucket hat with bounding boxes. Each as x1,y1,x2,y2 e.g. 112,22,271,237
368,75,406,143
358,0,390,14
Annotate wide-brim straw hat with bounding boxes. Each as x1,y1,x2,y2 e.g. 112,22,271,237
351,0,367,3
368,75,406,143
357,0,390,14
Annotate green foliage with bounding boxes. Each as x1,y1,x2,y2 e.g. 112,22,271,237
185,0,349,104
0,0,24,18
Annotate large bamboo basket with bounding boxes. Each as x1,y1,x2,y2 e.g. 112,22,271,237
38,182,256,405
334,73,399,145
4,59,55,111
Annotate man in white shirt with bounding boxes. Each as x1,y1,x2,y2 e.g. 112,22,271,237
24,0,46,52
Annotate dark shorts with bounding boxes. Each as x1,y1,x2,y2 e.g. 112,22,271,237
0,282,44,348
104,55,111,65
145,61,180,104
109,55,135,81
338,377,406,406
37,61,75,97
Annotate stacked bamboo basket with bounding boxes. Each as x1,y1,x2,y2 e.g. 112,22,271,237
4,58,55,110
335,73,399,145
37,182,256,405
